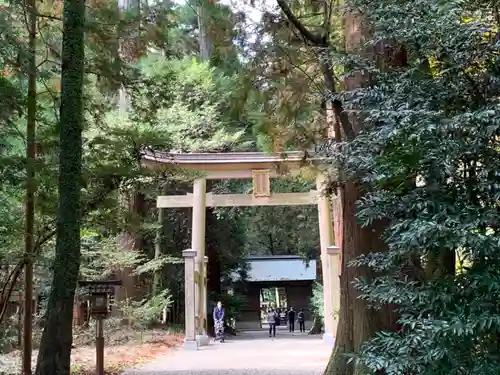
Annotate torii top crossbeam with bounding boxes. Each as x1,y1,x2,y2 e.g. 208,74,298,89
141,150,322,180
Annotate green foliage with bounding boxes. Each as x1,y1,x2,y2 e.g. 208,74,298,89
0,0,330,351
0,315,19,352
310,281,324,323
131,56,251,152
0,187,23,262
134,255,183,276
238,178,319,259
115,289,173,329
80,231,143,280
330,0,500,373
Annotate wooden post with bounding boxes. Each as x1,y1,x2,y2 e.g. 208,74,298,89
316,173,335,346
182,249,198,350
96,318,104,375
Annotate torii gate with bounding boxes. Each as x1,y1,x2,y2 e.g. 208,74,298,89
142,150,340,349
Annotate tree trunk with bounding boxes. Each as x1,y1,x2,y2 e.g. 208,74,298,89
324,183,355,375
309,315,323,335
197,0,212,62
114,0,144,310
153,188,166,295
325,9,407,375
34,0,85,371
23,0,37,371
116,191,145,304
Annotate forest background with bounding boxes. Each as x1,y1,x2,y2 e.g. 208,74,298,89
2,0,500,374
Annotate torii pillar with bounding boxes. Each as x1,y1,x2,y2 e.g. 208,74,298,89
182,249,198,350
316,173,336,346
192,178,209,346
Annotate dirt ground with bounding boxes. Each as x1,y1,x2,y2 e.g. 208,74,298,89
71,331,184,375
0,329,184,375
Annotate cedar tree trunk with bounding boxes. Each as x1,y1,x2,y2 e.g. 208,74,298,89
35,0,85,372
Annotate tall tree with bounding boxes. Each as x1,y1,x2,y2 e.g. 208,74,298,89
35,0,85,371
265,1,404,374
197,0,211,61
23,0,37,371
324,7,407,375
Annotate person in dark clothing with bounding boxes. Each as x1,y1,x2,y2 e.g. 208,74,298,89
288,307,296,332
298,309,305,332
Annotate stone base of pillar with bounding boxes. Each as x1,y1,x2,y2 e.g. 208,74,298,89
196,334,210,346
183,339,199,350
322,332,335,347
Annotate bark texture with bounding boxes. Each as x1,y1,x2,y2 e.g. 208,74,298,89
34,0,85,371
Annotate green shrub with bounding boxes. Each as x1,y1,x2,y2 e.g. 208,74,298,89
117,289,173,329
310,281,324,322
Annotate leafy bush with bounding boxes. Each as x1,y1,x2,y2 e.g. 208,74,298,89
0,316,18,353
310,281,324,323
116,289,173,329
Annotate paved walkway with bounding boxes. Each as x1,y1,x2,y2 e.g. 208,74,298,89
124,330,330,375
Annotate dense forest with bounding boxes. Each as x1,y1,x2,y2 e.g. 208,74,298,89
2,0,500,373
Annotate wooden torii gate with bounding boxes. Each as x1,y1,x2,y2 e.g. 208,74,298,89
142,150,340,349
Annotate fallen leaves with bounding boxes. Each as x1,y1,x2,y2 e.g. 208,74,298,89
71,332,184,375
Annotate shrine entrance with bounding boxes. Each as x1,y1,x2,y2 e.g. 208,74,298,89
238,255,316,331
141,150,340,349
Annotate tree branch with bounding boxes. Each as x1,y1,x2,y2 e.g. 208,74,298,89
276,0,325,46
333,99,355,141
277,0,355,142
320,57,356,141
0,262,25,324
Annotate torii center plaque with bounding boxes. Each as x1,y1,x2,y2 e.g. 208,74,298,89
252,169,271,197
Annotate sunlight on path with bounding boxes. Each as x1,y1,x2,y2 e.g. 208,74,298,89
124,330,330,375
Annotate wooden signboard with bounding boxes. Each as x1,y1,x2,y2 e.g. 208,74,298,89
252,169,271,197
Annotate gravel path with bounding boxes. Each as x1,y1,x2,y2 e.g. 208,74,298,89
124,330,330,375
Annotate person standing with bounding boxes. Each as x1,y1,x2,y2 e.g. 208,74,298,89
298,308,306,332
267,308,277,337
213,301,225,341
288,307,296,332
